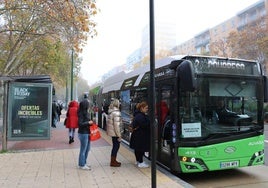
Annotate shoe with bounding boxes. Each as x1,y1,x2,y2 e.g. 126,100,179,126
80,165,91,170
144,152,149,157
86,164,91,169
138,162,149,168
110,156,121,167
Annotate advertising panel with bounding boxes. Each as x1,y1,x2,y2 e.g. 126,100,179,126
8,82,52,140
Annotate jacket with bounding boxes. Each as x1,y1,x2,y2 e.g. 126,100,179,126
78,99,91,134
106,107,122,137
129,110,150,152
66,100,79,129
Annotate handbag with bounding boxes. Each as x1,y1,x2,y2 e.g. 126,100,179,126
90,123,101,141
64,118,67,125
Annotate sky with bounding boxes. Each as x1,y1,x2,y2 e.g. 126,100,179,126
80,0,260,85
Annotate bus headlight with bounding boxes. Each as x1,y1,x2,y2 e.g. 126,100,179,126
191,158,196,163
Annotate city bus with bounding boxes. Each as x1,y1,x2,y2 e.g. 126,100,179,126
95,55,267,173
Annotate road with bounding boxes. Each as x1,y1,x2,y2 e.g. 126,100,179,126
179,165,268,188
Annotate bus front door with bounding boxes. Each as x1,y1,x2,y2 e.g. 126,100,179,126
156,84,174,169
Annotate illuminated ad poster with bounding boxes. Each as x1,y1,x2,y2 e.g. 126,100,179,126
8,82,52,140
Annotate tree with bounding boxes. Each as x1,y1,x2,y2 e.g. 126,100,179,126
227,20,268,65
0,0,98,85
209,38,229,57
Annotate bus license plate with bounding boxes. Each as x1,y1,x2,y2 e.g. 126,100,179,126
220,161,239,168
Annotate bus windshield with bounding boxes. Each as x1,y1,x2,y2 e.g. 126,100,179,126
180,77,262,140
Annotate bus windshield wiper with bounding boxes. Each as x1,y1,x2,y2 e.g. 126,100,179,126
202,132,232,141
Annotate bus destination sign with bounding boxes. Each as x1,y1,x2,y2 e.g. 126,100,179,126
188,57,261,76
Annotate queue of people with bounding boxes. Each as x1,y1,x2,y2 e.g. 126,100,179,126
106,99,150,168
55,95,150,170
57,94,94,170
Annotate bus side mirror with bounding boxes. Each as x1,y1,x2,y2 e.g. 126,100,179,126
264,76,268,102
177,60,196,92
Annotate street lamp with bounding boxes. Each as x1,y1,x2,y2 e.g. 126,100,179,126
71,48,74,101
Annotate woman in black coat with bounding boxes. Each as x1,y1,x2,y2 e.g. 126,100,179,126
77,98,93,170
130,101,150,168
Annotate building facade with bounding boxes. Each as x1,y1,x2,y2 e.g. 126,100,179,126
174,0,267,58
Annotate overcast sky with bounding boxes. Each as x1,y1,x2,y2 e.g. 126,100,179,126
80,0,259,85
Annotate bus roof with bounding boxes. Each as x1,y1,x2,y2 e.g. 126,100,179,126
102,55,187,93
101,55,259,94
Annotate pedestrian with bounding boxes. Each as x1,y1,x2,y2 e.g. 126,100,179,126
56,101,63,122
51,100,58,128
130,101,150,168
65,100,79,144
77,96,94,170
102,100,109,130
106,99,122,167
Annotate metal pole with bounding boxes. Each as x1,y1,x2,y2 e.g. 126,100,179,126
2,81,8,151
65,77,69,109
71,48,74,100
149,0,156,187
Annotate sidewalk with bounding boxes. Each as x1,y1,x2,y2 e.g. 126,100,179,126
0,118,192,188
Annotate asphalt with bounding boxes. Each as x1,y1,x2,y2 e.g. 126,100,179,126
0,113,192,188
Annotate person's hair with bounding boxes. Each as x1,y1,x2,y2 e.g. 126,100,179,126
78,99,89,116
136,101,148,111
84,93,88,99
110,99,120,109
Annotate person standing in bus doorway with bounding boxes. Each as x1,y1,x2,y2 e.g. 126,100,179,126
77,96,94,170
130,101,150,168
107,99,123,167
65,100,79,144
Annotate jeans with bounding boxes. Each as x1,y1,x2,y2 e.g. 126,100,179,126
69,128,75,137
78,133,90,167
111,137,120,157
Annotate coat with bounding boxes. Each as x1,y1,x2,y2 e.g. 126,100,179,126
66,101,79,129
106,107,122,137
130,110,150,152
78,99,91,134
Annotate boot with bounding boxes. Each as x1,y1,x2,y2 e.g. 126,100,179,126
110,156,121,167
69,136,72,144
115,157,121,166
71,137,74,143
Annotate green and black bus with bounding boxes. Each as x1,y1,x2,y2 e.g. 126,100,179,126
95,55,267,173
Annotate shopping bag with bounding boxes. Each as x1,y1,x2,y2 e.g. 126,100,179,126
90,123,101,141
